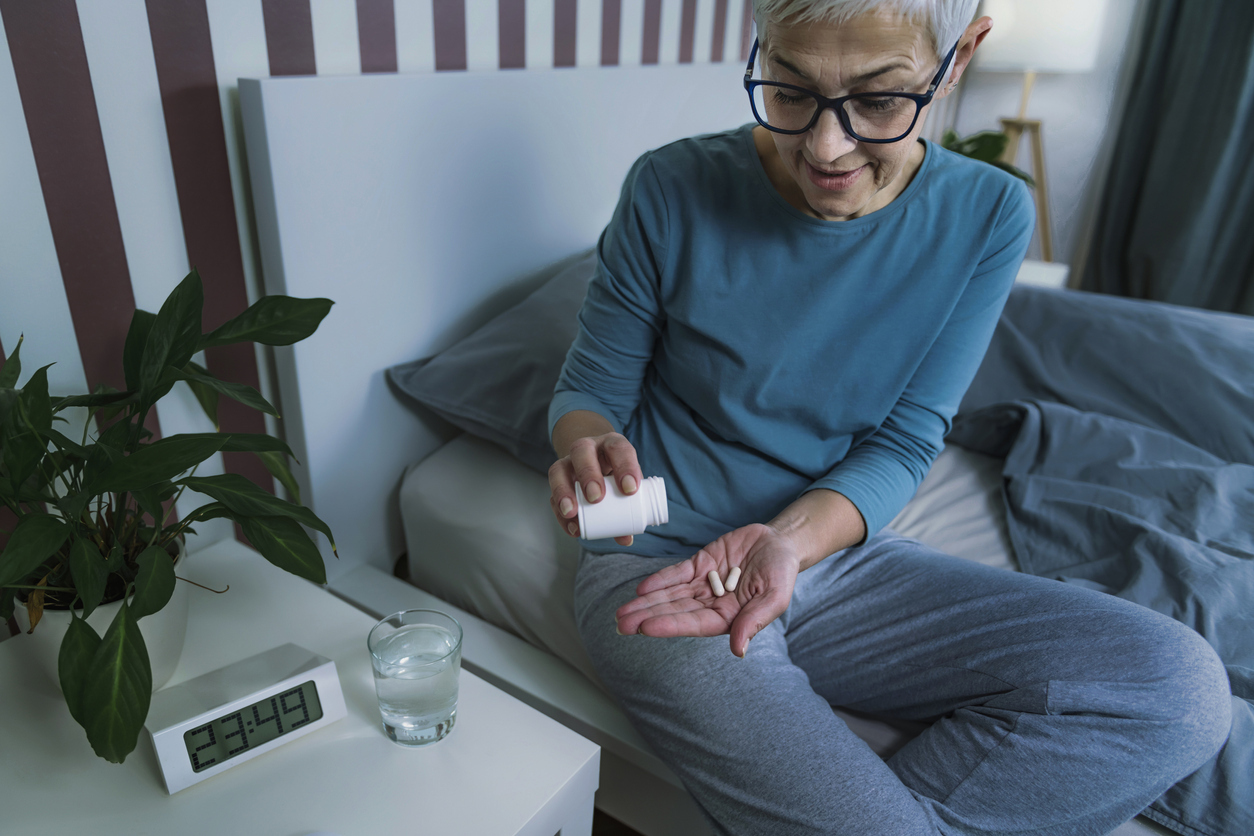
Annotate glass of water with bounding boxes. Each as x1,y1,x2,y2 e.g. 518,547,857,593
368,609,463,746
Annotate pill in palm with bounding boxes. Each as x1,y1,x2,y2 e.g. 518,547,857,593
726,566,741,592
707,570,726,597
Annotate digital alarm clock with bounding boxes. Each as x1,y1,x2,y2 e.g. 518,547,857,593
145,643,347,794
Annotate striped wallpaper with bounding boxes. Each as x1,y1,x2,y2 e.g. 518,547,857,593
0,0,757,576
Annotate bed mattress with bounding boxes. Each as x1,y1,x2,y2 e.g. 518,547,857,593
400,433,1171,836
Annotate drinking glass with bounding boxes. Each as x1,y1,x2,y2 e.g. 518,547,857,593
368,609,463,746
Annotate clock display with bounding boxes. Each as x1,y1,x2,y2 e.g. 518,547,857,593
183,680,324,772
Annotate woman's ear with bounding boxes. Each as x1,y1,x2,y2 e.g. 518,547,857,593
945,15,994,92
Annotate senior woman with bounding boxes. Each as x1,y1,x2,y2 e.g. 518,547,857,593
546,1,1231,833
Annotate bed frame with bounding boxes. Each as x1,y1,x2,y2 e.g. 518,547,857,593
240,63,750,835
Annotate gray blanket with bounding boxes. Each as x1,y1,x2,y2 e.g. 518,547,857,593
950,285,1254,836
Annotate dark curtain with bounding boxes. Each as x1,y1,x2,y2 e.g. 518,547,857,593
1082,0,1254,316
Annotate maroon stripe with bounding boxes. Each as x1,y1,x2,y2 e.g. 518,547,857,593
678,0,696,63
357,0,398,73
146,0,274,499
261,0,316,76
432,0,467,70
600,0,620,65
554,0,576,67
642,0,661,64
711,0,727,62
740,0,752,60
498,0,525,69
0,1,139,398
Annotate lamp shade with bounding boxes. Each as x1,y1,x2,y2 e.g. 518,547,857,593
975,0,1108,73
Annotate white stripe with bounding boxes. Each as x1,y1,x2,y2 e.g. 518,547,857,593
465,0,498,70
311,0,362,74
659,0,681,64
0,13,90,399
395,0,436,73
526,0,555,69
619,0,643,66
725,0,746,62
575,0,601,67
694,0,714,63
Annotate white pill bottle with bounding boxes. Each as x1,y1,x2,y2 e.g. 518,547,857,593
575,476,669,540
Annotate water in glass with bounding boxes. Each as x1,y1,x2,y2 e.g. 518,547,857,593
371,623,461,745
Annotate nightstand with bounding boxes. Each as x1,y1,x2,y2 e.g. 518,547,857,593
0,538,599,835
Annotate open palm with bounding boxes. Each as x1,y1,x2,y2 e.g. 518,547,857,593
614,523,802,657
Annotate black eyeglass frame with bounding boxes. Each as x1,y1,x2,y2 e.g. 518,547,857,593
743,36,960,142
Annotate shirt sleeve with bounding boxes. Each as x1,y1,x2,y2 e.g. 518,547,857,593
807,180,1036,540
547,153,670,441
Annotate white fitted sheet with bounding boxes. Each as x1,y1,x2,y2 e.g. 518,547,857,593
400,436,1171,836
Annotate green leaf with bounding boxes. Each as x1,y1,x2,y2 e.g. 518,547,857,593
940,128,959,150
69,538,108,620
0,514,69,588
43,427,87,458
53,389,137,412
86,433,229,494
0,334,22,388
258,450,300,504
171,365,278,418
59,613,103,726
140,270,204,398
130,545,176,619
183,502,234,524
79,600,151,763
953,130,1008,163
0,586,15,621
18,363,53,434
184,377,220,430
239,515,327,584
989,159,1036,188
199,296,333,350
181,473,335,552
123,309,156,392
3,427,46,490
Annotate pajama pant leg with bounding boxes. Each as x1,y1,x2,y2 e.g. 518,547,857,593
573,531,1231,836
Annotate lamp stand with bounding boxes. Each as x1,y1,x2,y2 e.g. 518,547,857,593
998,71,1054,262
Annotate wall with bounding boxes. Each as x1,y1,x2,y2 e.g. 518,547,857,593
0,0,756,564
951,0,1144,269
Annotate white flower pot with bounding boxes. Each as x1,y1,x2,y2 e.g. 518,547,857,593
12,539,190,693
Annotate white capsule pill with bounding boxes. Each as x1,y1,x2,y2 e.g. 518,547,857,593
707,570,726,597
726,566,741,592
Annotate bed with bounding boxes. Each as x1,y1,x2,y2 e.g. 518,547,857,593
239,63,1251,836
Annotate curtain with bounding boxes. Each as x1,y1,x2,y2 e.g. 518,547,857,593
1082,0,1254,316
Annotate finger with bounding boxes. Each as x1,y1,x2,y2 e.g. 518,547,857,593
729,589,789,658
616,597,705,635
547,459,580,536
636,557,699,596
639,607,731,639
615,535,634,547
616,583,705,621
602,434,644,496
568,437,605,503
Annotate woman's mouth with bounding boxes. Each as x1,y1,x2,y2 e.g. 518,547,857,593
805,160,865,191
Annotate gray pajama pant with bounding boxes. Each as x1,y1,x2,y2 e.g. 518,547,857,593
574,530,1233,836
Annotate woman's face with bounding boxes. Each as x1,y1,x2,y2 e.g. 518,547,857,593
758,11,962,221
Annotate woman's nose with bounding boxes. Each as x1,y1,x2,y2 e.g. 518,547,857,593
807,107,857,162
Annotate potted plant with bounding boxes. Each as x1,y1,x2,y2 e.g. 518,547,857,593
0,268,336,764
940,128,1035,187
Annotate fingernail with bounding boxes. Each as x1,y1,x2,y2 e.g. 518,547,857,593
585,482,602,502
616,621,625,635
622,475,637,494
559,497,574,517
567,522,578,536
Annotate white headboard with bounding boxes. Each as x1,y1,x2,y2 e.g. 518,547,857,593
240,63,748,583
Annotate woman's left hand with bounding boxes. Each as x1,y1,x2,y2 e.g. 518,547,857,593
614,523,802,657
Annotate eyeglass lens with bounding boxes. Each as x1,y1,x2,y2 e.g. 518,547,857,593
750,85,919,140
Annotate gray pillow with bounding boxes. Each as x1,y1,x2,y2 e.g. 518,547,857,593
959,285,1254,466
387,248,595,474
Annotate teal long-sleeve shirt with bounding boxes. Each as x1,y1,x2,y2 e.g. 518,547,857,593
549,123,1034,558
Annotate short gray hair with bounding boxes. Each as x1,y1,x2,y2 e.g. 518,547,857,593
752,0,980,60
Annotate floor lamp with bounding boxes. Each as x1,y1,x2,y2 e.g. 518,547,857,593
974,0,1108,263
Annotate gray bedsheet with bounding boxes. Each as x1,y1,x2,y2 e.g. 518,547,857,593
950,285,1254,836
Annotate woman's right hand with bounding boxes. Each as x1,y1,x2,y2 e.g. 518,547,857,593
549,430,643,548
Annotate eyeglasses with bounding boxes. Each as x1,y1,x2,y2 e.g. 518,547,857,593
743,37,959,143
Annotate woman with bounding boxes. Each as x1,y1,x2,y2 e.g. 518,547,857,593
547,1,1231,833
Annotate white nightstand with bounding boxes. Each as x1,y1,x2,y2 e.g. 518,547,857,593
0,538,599,836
